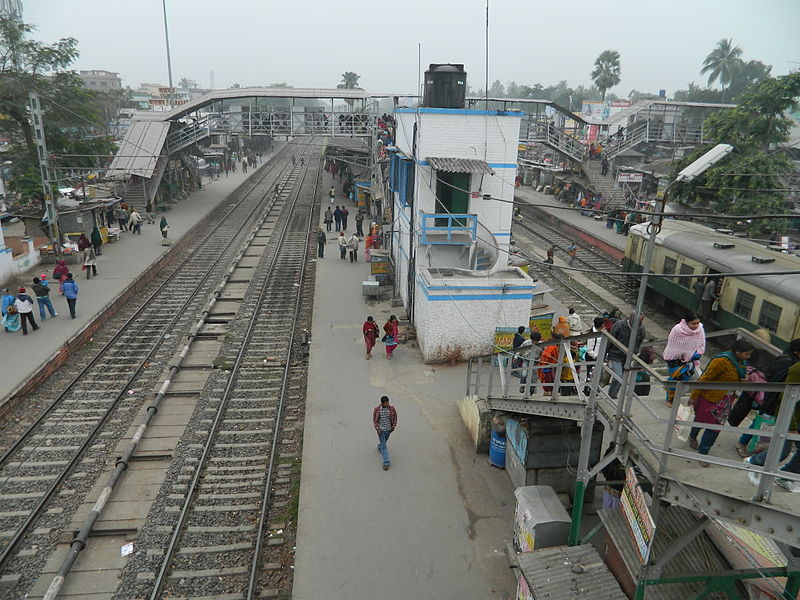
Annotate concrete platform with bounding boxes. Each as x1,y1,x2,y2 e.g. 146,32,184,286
0,144,284,403
515,185,627,258
293,171,516,599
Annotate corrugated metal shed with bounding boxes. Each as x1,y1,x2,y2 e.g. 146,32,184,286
599,506,734,600
516,544,626,599
425,156,494,175
107,121,170,179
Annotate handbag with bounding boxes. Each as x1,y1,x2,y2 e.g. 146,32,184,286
728,394,754,427
381,334,388,342
675,403,693,442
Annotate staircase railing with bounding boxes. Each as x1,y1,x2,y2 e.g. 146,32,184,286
525,121,586,163
166,116,211,154
603,120,648,159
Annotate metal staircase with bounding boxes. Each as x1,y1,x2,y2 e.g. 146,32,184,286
122,153,169,211
524,121,586,163
165,116,211,154
602,120,648,160
581,159,623,207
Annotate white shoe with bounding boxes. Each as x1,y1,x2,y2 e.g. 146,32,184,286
744,457,761,486
776,478,799,493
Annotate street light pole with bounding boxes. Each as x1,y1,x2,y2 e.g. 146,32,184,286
162,0,174,108
612,143,734,447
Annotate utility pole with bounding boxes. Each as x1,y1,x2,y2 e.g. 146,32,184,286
28,93,60,254
162,0,174,108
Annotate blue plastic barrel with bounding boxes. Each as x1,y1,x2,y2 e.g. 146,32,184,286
489,430,507,468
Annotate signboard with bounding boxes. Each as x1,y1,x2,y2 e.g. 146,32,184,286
619,467,655,564
617,172,643,183
529,312,554,341
494,327,523,353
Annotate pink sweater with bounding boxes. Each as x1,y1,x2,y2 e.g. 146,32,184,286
663,320,706,363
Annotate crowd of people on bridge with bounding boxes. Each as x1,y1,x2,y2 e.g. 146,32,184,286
505,305,800,492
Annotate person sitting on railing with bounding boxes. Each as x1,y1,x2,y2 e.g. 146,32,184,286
688,339,754,466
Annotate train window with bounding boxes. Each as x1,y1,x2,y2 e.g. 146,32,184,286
733,290,755,320
758,300,782,333
630,237,639,259
678,264,694,288
663,257,677,280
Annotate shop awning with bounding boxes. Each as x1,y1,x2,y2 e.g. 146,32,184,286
425,156,494,175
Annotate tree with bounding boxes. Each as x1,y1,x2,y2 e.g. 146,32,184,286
671,72,800,234
337,71,360,90
0,16,114,205
700,39,742,94
591,50,621,101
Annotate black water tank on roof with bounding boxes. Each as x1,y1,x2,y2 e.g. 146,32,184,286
422,64,467,109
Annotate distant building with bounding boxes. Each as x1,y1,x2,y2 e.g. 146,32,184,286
79,70,122,90
0,0,23,21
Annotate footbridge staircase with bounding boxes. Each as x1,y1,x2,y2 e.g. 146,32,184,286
464,330,800,598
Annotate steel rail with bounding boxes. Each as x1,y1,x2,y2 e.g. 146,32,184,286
39,141,317,600
0,145,300,571
147,144,318,600
247,147,321,597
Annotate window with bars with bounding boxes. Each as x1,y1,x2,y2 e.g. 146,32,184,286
663,256,677,280
678,264,694,288
758,300,782,333
733,290,755,320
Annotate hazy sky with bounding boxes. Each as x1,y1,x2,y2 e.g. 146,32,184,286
24,0,800,97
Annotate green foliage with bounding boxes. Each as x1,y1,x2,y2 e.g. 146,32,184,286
337,71,360,90
0,15,115,205
591,50,621,101
700,38,742,90
670,72,800,232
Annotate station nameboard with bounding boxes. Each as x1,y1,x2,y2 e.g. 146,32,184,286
619,467,655,564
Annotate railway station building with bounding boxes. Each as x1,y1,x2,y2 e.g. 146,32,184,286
388,65,537,362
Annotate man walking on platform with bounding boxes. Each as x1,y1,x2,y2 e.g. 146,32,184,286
62,273,79,319
333,206,342,232
347,232,359,263
340,206,349,231
373,396,397,470
32,277,56,320
15,287,38,334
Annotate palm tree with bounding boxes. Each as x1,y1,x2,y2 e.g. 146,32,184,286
337,71,360,90
591,50,621,101
700,39,742,94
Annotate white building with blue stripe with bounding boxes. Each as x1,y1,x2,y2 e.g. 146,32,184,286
388,65,537,362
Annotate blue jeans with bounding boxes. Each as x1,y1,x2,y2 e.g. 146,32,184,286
377,430,392,466
749,438,800,474
689,427,720,455
37,297,56,320
608,359,624,398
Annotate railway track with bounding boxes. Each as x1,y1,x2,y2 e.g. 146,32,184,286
0,140,317,598
513,205,640,306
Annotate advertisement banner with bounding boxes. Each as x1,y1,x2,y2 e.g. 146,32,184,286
529,312,554,341
619,467,656,564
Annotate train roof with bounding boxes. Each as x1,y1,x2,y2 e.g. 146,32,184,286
630,220,800,304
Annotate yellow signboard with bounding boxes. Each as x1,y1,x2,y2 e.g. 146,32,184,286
530,312,554,341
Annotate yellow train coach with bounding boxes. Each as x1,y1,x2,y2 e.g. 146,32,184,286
623,220,800,349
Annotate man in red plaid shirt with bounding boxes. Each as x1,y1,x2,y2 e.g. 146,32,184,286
373,396,397,470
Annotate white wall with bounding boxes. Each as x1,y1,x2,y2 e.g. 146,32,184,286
414,266,535,363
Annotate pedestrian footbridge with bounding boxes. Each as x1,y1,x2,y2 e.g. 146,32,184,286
108,87,401,209
464,329,800,597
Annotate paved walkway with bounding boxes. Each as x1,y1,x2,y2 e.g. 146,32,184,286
0,146,283,401
293,171,516,599
514,185,627,252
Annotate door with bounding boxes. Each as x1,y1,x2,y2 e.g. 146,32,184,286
435,171,470,227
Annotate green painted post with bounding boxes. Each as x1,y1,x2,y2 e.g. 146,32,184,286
568,480,586,546
633,579,647,600
784,575,799,599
